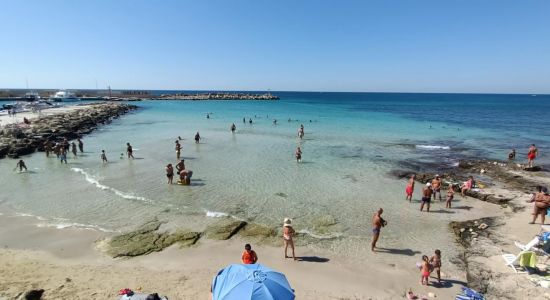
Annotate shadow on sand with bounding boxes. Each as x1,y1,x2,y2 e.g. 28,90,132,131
430,278,467,289
375,248,421,256
297,256,330,263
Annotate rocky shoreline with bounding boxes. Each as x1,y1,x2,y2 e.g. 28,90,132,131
0,103,137,159
153,92,279,100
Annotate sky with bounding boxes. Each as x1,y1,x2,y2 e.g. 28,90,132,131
1,0,549,93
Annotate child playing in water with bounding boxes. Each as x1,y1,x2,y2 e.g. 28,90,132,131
429,249,442,284
446,184,455,208
420,255,431,285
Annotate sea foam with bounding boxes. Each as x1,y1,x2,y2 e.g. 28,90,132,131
71,168,151,203
415,145,451,150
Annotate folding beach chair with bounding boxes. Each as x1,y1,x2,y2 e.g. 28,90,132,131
514,237,540,251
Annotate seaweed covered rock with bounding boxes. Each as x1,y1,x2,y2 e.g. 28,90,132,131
204,219,247,240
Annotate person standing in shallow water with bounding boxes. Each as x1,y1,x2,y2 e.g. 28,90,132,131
508,149,516,161
59,148,67,164
527,144,538,168
295,147,302,162
71,142,77,158
77,138,83,153
101,150,108,163
194,132,201,143
15,160,27,172
166,164,174,184
126,143,134,159
175,140,181,160
231,123,236,133
283,218,296,260
405,174,415,202
371,208,386,252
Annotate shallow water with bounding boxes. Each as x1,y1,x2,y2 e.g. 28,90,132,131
1,92,548,259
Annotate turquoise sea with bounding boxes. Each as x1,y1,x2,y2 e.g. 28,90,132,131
1,92,549,257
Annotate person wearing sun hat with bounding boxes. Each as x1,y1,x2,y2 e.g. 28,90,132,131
282,218,297,260
420,182,433,212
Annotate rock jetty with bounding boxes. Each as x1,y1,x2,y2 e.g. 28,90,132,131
154,92,279,101
0,103,137,159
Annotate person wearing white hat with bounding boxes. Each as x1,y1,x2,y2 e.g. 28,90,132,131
282,218,296,260
420,182,433,212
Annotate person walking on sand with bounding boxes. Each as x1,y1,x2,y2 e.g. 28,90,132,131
420,183,433,212
101,150,108,163
371,208,386,251
405,174,415,202
446,184,455,208
528,144,538,168
283,218,296,260
166,164,174,184
78,138,83,153
420,255,431,285
530,187,550,224
231,123,236,133
15,159,27,172
194,132,201,143
431,175,442,201
241,244,258,264
175,140,181,160
295,147,302,162
430,249,442,284
126,143,134,159
71,142,77,158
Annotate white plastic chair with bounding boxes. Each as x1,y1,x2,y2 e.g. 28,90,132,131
514,237,540,251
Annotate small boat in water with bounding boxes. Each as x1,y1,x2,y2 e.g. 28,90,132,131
50,90,79,102
24,91,41,102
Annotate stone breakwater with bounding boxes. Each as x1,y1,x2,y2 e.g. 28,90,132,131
153,92,279,100
0,103,137,159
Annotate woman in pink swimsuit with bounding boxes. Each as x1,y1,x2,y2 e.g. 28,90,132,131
405,174,415,202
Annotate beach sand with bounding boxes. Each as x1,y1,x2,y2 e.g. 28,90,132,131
0,212,470,300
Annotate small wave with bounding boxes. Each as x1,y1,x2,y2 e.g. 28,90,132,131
298,229,343,240
36,222,114,232
71,168,151,203
206,211,229,218
15,212,47,220
415,145,450,150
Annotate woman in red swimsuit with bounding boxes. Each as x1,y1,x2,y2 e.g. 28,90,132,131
527,144,538,168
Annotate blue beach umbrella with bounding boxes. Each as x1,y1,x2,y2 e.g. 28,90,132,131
212,264,295,300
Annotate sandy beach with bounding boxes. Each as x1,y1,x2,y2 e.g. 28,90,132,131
0,105,88,127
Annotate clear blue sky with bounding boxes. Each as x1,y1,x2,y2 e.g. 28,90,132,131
1,0,549,93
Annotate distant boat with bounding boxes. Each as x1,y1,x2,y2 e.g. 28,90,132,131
24,91,40,102
50,90,79,102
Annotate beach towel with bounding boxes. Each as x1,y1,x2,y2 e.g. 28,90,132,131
459,287,485,300
519,251,537,268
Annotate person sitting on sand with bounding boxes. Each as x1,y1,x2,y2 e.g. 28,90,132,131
241,244,258,264
508,149,516,160
175,141,181,160
166,164,174,184
431,175,442,201
283,218,296,260
194,132,201,144
421,255,431,285
15,159,27,172
126,142,134,159
446,184,455,208
295,147,302,162
461,176,474,197
530,187,550,225
371,208,386,251
429,249,442,284
101,150,108,163
405,174,415,202
528,144,538,168
420,183,433,212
